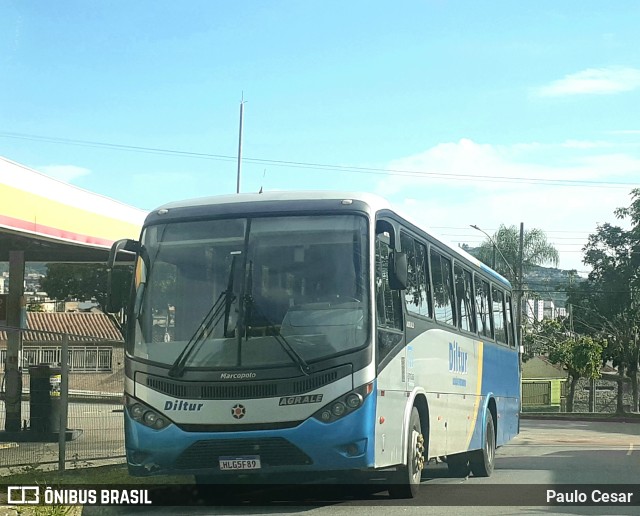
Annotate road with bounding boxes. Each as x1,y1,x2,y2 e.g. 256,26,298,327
73,418,640,515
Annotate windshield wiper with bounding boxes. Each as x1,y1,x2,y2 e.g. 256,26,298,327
241,258,310,375
245,294,311,376
168,256,238,378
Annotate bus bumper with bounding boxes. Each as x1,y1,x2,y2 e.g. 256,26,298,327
125,389,376,479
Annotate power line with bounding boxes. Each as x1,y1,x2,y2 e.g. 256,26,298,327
1,131,638,189
431,226,594,234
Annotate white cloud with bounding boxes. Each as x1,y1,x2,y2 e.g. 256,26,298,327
38,165,91,183
536,66,640,97
377,139,639,273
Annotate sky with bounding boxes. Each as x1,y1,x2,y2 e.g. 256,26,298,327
1,1,639,275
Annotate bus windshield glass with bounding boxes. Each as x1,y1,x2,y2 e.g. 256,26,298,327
132,214,369,369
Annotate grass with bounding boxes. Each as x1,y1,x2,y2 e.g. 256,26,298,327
0,463,193,514
1,463,192,486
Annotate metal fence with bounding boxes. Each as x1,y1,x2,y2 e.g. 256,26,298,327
0,346,113,373
522,381,551,406
0,325,125,474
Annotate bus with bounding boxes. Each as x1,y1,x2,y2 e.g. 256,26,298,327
108,191,520,498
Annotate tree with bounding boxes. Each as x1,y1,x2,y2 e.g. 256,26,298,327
41,263,132,313
475,225,560,284
523,318,567,361
548,335,604,412
568,188,640,413
523,317,605,411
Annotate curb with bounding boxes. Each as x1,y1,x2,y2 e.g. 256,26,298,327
521,413,640,423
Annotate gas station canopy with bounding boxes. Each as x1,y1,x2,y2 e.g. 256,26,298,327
0,156,146,262
0,156,147,435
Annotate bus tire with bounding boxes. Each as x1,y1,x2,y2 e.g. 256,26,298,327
469,415,495,477
388,407,424,499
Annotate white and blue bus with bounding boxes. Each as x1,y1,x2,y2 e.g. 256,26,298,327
108,191,520,498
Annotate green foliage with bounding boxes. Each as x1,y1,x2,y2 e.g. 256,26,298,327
523,318,566,361
567,188,640,412
17,505,78,516
548,335,603,381
40,264,132,312
548,334,604,412
523,312,605,412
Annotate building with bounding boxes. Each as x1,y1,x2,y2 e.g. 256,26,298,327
0,311,123,373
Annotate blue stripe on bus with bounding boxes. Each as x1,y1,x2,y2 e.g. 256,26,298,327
467,341,520,449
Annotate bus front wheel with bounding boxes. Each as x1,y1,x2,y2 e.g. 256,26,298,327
388,407,424,499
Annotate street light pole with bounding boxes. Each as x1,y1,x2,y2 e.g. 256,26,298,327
469,224,516,278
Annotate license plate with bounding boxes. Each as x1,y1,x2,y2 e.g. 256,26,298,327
219,456,261,471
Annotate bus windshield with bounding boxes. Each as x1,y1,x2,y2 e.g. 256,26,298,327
132,214,369,369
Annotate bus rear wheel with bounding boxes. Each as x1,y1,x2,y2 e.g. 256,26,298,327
388,407,424,499
469,415,495,477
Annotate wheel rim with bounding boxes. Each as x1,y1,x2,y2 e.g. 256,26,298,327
412,430,425,481
486,421,495,465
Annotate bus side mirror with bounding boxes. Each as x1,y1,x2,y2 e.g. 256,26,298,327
107,239,139,268
107,239,139,313
389,251,408,291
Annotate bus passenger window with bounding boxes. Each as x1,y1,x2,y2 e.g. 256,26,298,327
506,294,516,347
375,234,404,362
454,264,475,333
475,277,492,339
430,249,455,326
400,233,432,318
492,287,507,344
375,237,403,330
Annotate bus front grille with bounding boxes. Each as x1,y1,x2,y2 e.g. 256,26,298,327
139,364,350,400
174,437,313,469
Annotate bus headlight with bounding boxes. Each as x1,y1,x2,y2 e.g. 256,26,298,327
331,402,347,417
320,410,332,422
312,382,373,424
346,393,363,409
126,396,172,431
131,404,145,420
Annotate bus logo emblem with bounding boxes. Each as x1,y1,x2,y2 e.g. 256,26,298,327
231,404,246,419
449,341,468,374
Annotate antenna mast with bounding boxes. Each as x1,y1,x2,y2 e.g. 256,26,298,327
236,93,246,194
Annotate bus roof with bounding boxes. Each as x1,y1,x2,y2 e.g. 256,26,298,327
155,190,392,212
152,190,512,289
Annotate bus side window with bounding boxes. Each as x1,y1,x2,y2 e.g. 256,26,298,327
474,276,493,339
492,286,507,344
400,232,432,318
430,248,455,327
506,294,516,347
375,235,402,329
454,264,475,333
375,234,404,362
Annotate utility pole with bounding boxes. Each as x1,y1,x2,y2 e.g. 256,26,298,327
517,223,525,360
4,251,25,432
236,93,246,194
